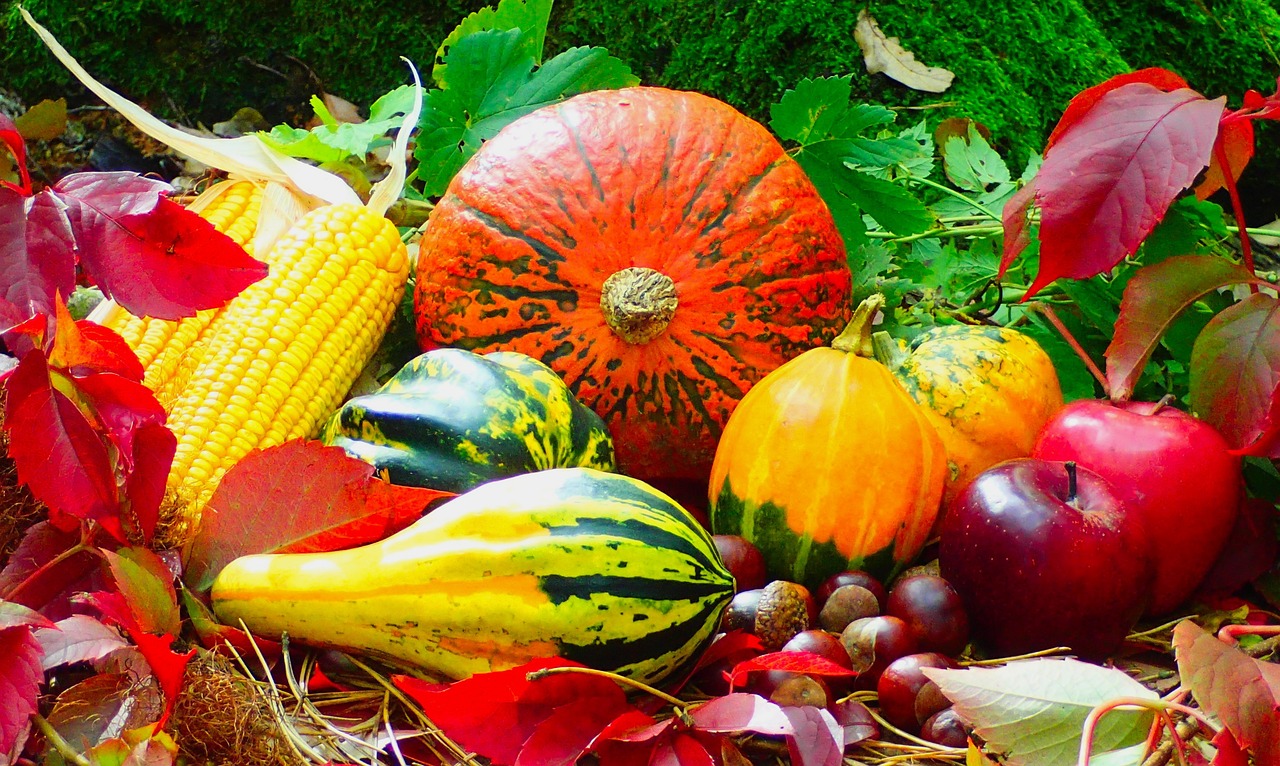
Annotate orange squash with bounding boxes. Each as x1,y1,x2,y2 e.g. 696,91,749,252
873,325,1063,514
708,296,946,588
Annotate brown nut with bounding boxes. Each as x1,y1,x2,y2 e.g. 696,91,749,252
755,580,814,650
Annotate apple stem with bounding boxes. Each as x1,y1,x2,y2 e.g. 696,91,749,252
1148,394,1177,416
1065,461,1079,507
1030,303,1111,398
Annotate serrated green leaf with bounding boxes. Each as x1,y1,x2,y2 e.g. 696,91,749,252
895,119,935,178
1021,153,1043,183
1140,195,1226,266
798,142,932,235
845,136,925,172
414,32,637,197
1058,277,1119,333
310,95,338,129
931,182,1017,219
259,86,417,164
768,76,852,145
369,85,417,122
794,151,869,253
925,659,1156,766
941,124,1010,192
258,126,350,163
434,0,552,86
831,103,896,138
853,242,894,285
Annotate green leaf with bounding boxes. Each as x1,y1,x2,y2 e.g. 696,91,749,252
414,31,637,197
768,76,852,145
833,103,896,138
925,659,1157,766
1058,277,1118,333
794,150,868,252
259,84,419,164
1140,196,1227,266
844,136,926,173
1022,319,1100,402
434,0,552,86
799,142,932,234
1106,255,1264,401
852,242,894,285
102,547,180,637
941,124,1010,192
1190,293,1280,454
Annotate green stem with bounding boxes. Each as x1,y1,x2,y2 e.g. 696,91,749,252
905,175,1003,221
870,331,909,372
525,666,688,709
865,225,1003,243
830,294,886,355
33,714,92,766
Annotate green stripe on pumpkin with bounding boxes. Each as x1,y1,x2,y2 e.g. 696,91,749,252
711,477,903,586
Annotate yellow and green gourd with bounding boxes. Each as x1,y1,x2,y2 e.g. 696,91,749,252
211,467,735,685
322,349,615,492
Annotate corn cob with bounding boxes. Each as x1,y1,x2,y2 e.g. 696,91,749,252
160,202,409,543
99,180,265,407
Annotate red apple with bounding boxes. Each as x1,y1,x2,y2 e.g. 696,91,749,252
939,458,1153,660
1032,399,1241,615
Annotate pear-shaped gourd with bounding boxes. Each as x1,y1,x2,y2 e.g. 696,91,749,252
709,295,947,589
211,467,733,686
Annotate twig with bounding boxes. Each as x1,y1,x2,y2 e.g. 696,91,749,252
526,666,689,708
32,714,92,766
862,707,967,753
961,646,1073,666
1140,719,1200,766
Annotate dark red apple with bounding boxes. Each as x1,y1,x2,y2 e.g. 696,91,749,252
713,535,768,591
939,458,1153,660
1032,399,1241,615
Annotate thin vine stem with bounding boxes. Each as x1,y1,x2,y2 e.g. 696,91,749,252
1,524,100,603
525,666,688,709
1030,303,1110,396
32,714,92,766
905,175,1003,221
1215,141,1259,294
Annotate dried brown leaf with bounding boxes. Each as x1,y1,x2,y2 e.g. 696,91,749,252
854,10,954,94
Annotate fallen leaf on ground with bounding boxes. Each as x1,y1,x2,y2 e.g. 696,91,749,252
854,10,954,94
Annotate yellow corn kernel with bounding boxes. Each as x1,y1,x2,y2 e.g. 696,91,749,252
161,203,408,543
99,180,264,399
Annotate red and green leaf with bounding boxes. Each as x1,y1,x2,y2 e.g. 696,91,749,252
53,173,268,321
1105,255,1263,401
101,547,180,637
35,614,128,670
0,187,75,323
1005,83,1224,298
1189,293,1280,455
183,440,453,592
1173,620,1280,764
48,298,143,381
0,521,98,614
0,602,53,757
1046,68,1191,149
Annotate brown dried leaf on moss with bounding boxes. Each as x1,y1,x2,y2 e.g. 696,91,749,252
854,10,955,94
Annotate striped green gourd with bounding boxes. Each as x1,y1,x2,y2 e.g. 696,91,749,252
322,348,615,492
210,467,734,685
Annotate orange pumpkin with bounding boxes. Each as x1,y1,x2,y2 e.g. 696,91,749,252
708,296,947,588
413,87,852,484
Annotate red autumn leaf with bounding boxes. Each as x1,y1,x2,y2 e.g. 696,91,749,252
690,630,764,676
48,297,143,380
1196,119,1255,200
0,602,51,758
728,650,857,690
999,179,1038,275
35,614,128,670
1189,292,1280,455
394,658,631,766
183,440,454,592
0,521,100,615
78,590,194,726
4,350,119,533
1046,68,1191,149
1194,498,1279,602
830,698,878,747
781,705,844,766
1173,620,1280,765
54,173,268,320
1011,83,1224,299
1212,728,1251,766
102,547,180,637
1105,255,1263,401
688,693,792,735
0,112,30,193
0,187,75,323
517,694,643,766
652,733,716,766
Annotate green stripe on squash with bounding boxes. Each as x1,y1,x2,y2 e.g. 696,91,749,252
211,468,734,686
322,348,615,492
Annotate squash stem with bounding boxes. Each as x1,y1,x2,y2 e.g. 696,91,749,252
831,294,885,356
870,331,909,372
525,666,688,709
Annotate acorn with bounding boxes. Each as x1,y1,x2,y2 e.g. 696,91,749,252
754,580,815,650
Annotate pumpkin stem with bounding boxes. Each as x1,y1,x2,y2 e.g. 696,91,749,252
600,267,679,344
870,331,909,372
830,294,885,356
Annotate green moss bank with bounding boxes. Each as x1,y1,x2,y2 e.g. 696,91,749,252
5,0,1280,216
